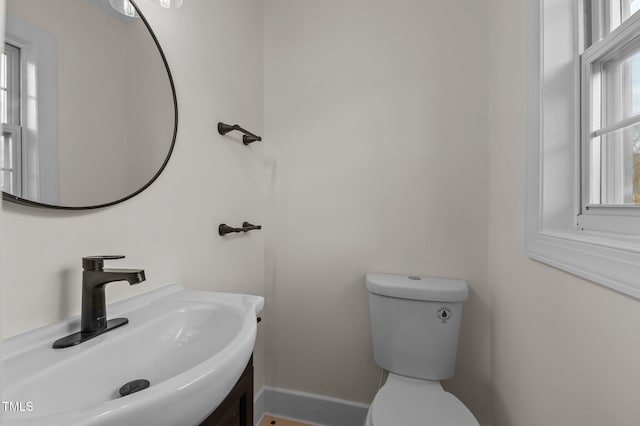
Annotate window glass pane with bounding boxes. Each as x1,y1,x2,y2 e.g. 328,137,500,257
1,52,7,89
587,1,640,46
1,132,12,169
600,46,640,127
589,122,640,204
0,51,7,125
622,0,640,22
589,135,603,204
2,44,20,126
0,133,13,193
603,0,640,35
0,171,10,192
0,89,7,125
633,53,640,114
610,0,623,32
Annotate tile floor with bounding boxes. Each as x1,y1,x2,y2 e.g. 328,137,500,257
258,414,315,426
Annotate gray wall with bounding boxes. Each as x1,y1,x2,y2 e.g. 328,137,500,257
263,1,491,424
5,2,640,426
488,0,640,425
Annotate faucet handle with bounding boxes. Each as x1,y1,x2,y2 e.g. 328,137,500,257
82,255,125,271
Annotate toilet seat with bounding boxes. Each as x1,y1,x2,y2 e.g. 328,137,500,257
368,374,478,426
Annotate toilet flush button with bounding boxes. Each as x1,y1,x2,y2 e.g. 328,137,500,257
437,307,451,322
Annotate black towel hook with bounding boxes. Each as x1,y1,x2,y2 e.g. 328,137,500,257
218,122,262,145
219,222,262,236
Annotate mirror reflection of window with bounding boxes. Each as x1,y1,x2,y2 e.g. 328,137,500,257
1,43,22,197
3,0,176,208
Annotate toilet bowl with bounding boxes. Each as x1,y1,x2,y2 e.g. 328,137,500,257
365,374,478,426
365,273,479,426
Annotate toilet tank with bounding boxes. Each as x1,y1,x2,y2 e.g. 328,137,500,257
366,273,468,381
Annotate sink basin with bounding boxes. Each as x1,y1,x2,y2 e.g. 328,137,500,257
1,284,264,426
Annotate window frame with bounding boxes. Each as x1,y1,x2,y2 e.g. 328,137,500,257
526,0,640,300
579,6,640,234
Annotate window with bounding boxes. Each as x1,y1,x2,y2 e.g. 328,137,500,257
579,0,640,233
0,43,22,197
526,0,640,299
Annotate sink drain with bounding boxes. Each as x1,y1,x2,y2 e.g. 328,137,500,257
119,379,150,397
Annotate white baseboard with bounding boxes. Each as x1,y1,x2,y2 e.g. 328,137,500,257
254,386,370,426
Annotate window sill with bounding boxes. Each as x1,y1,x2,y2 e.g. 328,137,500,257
526,230,640,299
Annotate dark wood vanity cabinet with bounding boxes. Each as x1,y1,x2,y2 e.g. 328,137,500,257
199,356,254,426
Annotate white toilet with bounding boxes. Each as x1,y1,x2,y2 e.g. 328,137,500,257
365,273,479,426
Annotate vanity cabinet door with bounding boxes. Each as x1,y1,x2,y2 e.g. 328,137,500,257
200,356,254,426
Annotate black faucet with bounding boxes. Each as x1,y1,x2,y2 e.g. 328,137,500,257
53,256,146,349
81,256,145,332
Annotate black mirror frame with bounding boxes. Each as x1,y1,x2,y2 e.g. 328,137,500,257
2,0,178,210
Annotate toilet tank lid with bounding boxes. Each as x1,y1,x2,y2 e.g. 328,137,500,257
366,273,468,302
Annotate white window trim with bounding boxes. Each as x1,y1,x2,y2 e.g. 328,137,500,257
526,0,640,300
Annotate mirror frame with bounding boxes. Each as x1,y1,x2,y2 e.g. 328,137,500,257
2,0,178,210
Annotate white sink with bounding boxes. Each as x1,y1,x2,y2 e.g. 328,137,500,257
1,284,264,426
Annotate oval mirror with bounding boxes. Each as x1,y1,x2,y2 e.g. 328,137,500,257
1,0,177,209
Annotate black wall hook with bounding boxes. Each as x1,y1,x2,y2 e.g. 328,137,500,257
218,122,262,145
219,221,262,236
